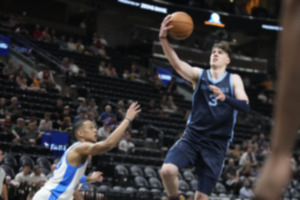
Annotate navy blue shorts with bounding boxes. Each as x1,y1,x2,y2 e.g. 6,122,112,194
164,132,229,195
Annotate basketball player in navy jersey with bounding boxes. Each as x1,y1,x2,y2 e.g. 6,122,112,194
159,16,249,200
254,1,300,199
33,102,141,200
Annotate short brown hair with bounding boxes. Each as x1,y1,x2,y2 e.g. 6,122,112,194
212,41,232,58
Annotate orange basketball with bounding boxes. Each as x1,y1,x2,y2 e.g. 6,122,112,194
168,12,194,40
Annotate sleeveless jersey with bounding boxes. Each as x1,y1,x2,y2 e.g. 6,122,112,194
42,142,88,199
186,69,238,140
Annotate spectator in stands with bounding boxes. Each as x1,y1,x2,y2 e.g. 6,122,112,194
257,133,268,149
223,158,238,190
98,45,109,59
11,118,26,143
2,60,18,80
11,104,24,123
87,111,97,127
239,179,254,199
118,131,135,153
61,57,71,75
50,29,57,43
166,79,178,94
129,64,140,81
122,69,130,80
15,70,28,89
116,100,126,121
233,144,242,159
67,38,76,51
38,113,53,132
0,148,8,200
75,39,85,53
99,61,106,76
6,96,18,114
105,63,117,78
69,59,86,78
58,35,68,50
77,99,87,114
0,97,7,120
87,99,98,119
52,98,63,126
99,105,114,122
250,134,258,145
239,144,257,167
100,34,108,47
24,122,42,145
61,105,71,123
32,24,42,41
236,161,254,182
14,164,31,185
260,75,274,90
29,166,47,186
146,99,162,115
27,71,45,92
257,90,268,104
241,140,249,152
41,27,51,42
2,113,14,129
58,117,73,133
28,112,38,127
97,121,111,140
38,68,55,89
73,108,87,124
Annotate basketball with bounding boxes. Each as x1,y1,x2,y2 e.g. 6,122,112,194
168,12,194,40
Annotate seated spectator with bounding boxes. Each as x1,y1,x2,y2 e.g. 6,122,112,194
75,39,85,53
99,34,108,47
99,105,114,122
27,71,45,92
41,27,51,42
60,105,71,124
236,161,254,182
27,112,39,127
122,69,130,80
87,99,98,118
6,96,19,115
2,113,14,129
29,166,47,186
14,164,31,185
58,35,68,50
239,179,254,199
223,158,238,190
239,144,257,167
67,38,76,51
11,118,26,143
50,29,57,42
99,61,106,76
15,69,29,89
257,133,268,149
32,24,42,41
87,111,97,127
166,79,178,94
70,59,86,77
98,45,108,59
257,90,268,104
116,100,125,121
52,98,63,125
146,99,162,115
233,144,242,159
73,109,87,124
77,99,87,114
118,132,135,153
38,113,53,132
2,60,18,80
260,75,274,91
24,122,42,145
58,117,73,133
61,57,71,75
104,63,117,78
38,68,56,89
0,97,7,120
97,121,111,140
11,104,24,123
129,64,140,81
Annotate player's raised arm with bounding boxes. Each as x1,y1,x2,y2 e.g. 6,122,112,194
159,14,201,88
74,102,141,156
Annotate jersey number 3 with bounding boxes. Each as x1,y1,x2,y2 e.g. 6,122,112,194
209,94,218,106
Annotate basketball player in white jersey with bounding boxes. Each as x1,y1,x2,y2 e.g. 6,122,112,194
33,102,141,200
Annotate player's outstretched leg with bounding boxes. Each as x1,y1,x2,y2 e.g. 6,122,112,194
160,163,185,200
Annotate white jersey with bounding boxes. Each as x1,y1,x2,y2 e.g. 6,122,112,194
33,142,88,200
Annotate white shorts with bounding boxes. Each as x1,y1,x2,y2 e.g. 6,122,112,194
33,188,73,200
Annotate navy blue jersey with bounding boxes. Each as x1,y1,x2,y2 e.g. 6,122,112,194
186,69,238,140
